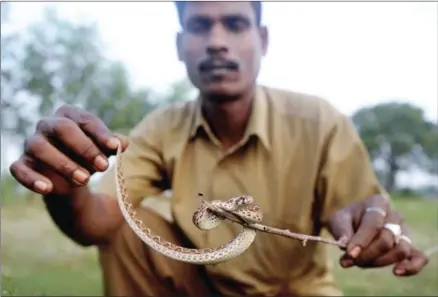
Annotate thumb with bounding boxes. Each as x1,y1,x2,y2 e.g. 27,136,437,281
327,211,354,247
327,210,357,269
112,133,130,152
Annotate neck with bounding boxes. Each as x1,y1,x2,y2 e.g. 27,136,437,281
201,88,256,149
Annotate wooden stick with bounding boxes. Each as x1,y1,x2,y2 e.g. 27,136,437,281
201,199,348,249
201,196,437,258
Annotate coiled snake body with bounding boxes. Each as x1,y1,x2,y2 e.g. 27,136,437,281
114,141,264,264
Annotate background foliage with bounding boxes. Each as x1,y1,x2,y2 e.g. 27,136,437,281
1,3,437,296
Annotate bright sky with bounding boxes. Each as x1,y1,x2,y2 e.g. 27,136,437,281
2,1,438,186
5,1,438,119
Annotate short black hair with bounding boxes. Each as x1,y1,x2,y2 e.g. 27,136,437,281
174,1,262,27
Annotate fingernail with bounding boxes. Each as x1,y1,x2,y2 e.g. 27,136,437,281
106,137,120,150
395,268,405,275
34,180,48,193
349,246,361,258
73,169,89,184
341,258,354,268
94,155,108,171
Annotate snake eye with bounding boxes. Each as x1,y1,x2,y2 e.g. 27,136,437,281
234,196,245,204
239,195,253,204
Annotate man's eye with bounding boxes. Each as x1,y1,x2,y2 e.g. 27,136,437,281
187,19,211,34
224,18,249,32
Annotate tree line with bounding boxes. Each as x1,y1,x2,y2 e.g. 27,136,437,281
1,3,436,195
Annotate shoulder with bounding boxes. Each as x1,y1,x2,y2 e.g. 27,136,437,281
129,99,197,139
262,85,344,126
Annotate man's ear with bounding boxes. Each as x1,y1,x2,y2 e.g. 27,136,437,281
176,32,184,62
258,26,269,57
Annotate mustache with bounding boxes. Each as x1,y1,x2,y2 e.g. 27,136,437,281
199,58,239,72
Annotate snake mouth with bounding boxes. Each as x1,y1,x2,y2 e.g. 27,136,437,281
235,195,254,205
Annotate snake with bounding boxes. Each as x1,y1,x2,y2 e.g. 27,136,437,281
114,140,264,265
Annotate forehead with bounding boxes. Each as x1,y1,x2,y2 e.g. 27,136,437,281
182,2,255,22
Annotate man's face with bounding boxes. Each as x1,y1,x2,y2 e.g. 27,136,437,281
176,2,268,100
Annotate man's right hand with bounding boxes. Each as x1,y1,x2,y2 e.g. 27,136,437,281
10,104,129,196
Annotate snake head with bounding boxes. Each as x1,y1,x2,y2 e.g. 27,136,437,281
233,195,254,206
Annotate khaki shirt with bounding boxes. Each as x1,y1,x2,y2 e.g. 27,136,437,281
97,85,387,296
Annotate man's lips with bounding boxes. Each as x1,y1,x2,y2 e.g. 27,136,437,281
199,60,239,73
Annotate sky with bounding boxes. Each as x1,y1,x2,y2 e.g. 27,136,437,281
2,1,438,186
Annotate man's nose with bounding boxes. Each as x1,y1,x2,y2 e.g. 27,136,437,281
206,24,229,55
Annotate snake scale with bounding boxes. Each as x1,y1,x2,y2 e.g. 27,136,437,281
114,140,264,265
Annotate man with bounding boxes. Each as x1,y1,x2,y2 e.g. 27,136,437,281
10,1,428,296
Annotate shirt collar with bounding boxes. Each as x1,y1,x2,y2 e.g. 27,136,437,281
189,85,270,151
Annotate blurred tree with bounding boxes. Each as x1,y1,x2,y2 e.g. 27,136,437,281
1,6,193,144
352,102,438,192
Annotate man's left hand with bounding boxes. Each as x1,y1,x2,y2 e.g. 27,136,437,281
327,194,429,276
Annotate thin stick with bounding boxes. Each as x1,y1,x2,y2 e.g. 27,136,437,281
201,199,347,249
201,196,437,258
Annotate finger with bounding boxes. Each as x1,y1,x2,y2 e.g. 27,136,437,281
113,132,130,151
347,195,390,258
54,104,123,152
359,236,411,268
393,248,429,276
327,209,354,250
328,210,355,268
9,156,54,194
372,237,411,268
98,132,130,158
23,134,90,186
354,210,404,265
36,117,109,172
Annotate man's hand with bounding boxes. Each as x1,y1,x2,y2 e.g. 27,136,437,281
327,195,429,277
10,104,129,196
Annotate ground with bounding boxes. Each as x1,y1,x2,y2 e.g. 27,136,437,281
1,195,437,296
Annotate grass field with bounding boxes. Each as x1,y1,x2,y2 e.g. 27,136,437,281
1,195,437,296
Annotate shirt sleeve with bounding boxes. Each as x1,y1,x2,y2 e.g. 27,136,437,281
316,112,389,225
94,109,168,208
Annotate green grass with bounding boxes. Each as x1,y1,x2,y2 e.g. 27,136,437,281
1,196,437,296
1,199,102,296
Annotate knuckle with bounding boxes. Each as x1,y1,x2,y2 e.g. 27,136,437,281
35,117,52,133
369,194,390,209
55,104,73,115
53,117,76,135
79,112,109,137
379,243,392,254
379,235,393,252
378,233,394,253
79,142,100,159
78,110,95,125
330,208,350,224
24,134,46,154
369,194,382,204
57,157,78,175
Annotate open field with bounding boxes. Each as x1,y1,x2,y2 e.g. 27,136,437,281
2,195,437,296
